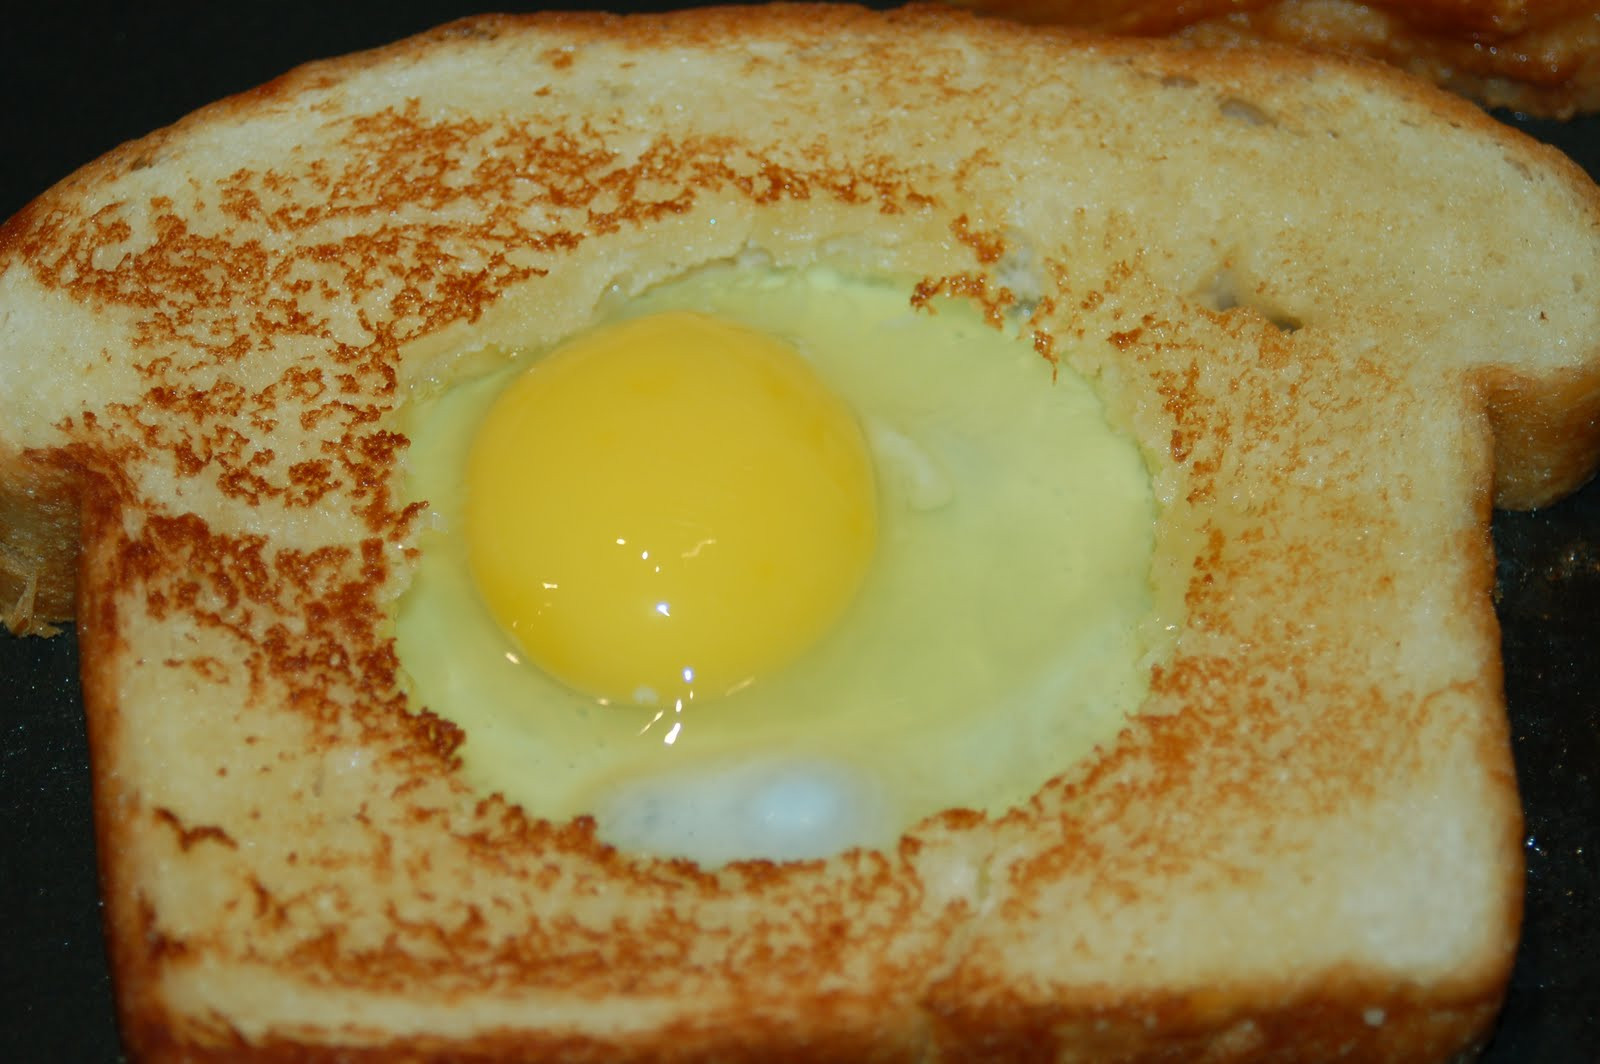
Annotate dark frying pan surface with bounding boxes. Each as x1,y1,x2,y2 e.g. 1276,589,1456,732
1,5,1595,1060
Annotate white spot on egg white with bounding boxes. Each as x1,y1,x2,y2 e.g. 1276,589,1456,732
868,421,954,512
592,757,892,866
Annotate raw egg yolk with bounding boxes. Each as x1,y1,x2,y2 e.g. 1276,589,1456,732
464,311,877,707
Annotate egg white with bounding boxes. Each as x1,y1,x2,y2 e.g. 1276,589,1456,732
396,264,1158,863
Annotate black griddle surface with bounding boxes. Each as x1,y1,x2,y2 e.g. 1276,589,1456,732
1,5,1596,1060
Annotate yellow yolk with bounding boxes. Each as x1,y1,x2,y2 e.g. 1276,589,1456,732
463,311,877,707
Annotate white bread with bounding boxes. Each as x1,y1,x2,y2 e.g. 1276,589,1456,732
3,5,1600,1060
947,0,1600,118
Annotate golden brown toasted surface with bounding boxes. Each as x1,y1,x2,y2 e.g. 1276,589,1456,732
2,4,1598,1060
949,0,1600,116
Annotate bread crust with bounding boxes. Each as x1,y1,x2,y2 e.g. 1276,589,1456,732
2,5,1593,1059
0,450,79,632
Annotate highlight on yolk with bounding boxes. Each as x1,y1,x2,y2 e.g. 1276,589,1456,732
463,311,878,708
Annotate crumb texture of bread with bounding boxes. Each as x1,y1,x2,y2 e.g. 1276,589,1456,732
948,0,1600,117
2,5,1597,1061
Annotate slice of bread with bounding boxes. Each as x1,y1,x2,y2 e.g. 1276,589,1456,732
947,0,1600,118
4,5,1600,1060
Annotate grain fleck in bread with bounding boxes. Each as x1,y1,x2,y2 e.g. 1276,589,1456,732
2,5,1599,1060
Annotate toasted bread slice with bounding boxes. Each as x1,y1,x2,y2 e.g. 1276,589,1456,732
946,0,1600,118
4,6,1600,1061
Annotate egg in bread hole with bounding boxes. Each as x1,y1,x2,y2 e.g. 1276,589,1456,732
395,261,1167,866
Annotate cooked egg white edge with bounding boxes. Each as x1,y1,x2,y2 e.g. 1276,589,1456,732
395,264,1158,864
